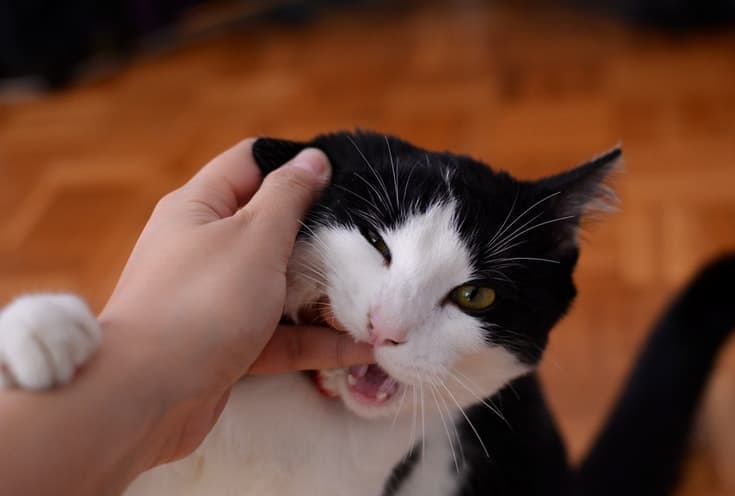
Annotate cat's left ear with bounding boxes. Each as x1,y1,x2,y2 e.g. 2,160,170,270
536,146,622,247
252,137,312,175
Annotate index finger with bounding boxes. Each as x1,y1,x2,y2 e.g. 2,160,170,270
185,138,263,218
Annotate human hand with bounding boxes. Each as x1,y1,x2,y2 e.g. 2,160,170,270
97,139,373,467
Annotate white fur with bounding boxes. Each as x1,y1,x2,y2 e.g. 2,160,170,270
128,374,420,496
0,294,100,389
397,417,467,496
129,202,529,495
2,202,530,495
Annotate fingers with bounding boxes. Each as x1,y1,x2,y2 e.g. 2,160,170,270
240,148,331,255
247,325,374,376
185,139,263,218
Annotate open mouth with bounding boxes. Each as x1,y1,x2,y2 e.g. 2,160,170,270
346,364,400,404
299,297,403,407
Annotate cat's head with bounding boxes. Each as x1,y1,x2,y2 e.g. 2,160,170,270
253,131,620,420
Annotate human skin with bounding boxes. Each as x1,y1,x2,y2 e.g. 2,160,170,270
0,140,374,496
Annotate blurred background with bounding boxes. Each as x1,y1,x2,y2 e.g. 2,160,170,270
1,0,734,493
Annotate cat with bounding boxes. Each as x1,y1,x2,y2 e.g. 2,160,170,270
1,130,733,496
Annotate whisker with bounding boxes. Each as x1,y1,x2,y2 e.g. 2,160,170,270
437,378,490,458
385,135,401,217
486,324,546,354
486,211,544,255
479,269,516,286
427,380,460,473
354,209,384,229
296,227,340,275
402,159,420,212
427,374,465,466
448,370,511,429
292,272,326,288
420,380,426,456
291,265,329,284
490,215,575,256
482,239,528,260
489,191,561,251
347,135,394,215
353,172,394,217
294,252,339,280
488,257,560,265
506,382,521,401
392,384,409,429
295,234,341,275
334,184,381,213
292,260,328,278
409,385,418,457
486,189,519,248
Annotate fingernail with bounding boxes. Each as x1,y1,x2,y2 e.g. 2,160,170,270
288,148,330,179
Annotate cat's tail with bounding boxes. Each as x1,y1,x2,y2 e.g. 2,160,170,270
576,253,735,496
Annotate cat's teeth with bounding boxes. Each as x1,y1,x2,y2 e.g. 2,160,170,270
376,391,388,402
378,378,398,395
354,365,369,378
347,374,357,386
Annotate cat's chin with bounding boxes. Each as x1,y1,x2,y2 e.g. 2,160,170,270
315,367,407,420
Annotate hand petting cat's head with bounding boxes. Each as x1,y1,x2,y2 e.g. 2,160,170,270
253,131,620,420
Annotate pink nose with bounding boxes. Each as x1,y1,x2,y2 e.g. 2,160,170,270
367,310,408,346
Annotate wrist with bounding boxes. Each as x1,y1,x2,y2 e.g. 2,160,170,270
94,314,174,474
96,312,221,469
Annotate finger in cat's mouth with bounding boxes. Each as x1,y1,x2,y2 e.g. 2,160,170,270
299,297,404,407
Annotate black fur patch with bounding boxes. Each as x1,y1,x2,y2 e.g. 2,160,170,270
253,130,620,365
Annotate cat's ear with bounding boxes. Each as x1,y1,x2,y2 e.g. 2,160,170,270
252,137,311,175
536,146,622,249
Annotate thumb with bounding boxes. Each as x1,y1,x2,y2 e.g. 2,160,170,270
242,148,331,252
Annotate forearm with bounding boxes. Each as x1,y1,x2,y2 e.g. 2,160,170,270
0,331,161,496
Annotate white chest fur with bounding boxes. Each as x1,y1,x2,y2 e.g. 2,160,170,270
126,374,460,496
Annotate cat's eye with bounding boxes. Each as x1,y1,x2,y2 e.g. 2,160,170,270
359,226,391,264
450,285,496,312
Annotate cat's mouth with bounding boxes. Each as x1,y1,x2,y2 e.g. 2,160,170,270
299,298,404,409
346,364,400,404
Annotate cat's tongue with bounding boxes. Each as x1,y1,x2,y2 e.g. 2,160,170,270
347,364,399,403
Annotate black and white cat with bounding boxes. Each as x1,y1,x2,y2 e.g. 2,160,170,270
1,131,733,496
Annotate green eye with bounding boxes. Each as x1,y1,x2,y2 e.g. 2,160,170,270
450,285,496,311
359,226,391,263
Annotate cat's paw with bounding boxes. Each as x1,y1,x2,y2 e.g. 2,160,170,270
0,294,101,390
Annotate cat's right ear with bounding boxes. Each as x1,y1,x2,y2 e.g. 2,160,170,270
252,137,311,175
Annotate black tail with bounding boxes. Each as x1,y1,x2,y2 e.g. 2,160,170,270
577,253,735,496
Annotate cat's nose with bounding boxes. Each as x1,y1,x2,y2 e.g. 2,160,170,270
367,311,408,346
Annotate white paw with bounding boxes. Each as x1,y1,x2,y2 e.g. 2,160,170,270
0,294,101,390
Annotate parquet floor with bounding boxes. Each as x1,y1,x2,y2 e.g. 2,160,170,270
1,2,734,494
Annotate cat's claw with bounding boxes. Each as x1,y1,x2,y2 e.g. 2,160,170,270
0,294,101,390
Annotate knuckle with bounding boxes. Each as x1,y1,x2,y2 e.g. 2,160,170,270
234,205,255,225
269,168,314,197
154,190,182,212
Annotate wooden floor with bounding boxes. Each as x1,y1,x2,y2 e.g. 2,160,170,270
1,1,734,493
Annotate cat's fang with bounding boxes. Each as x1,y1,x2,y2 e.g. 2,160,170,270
376,391,388,402
347,374,357,386
378,377,399,396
